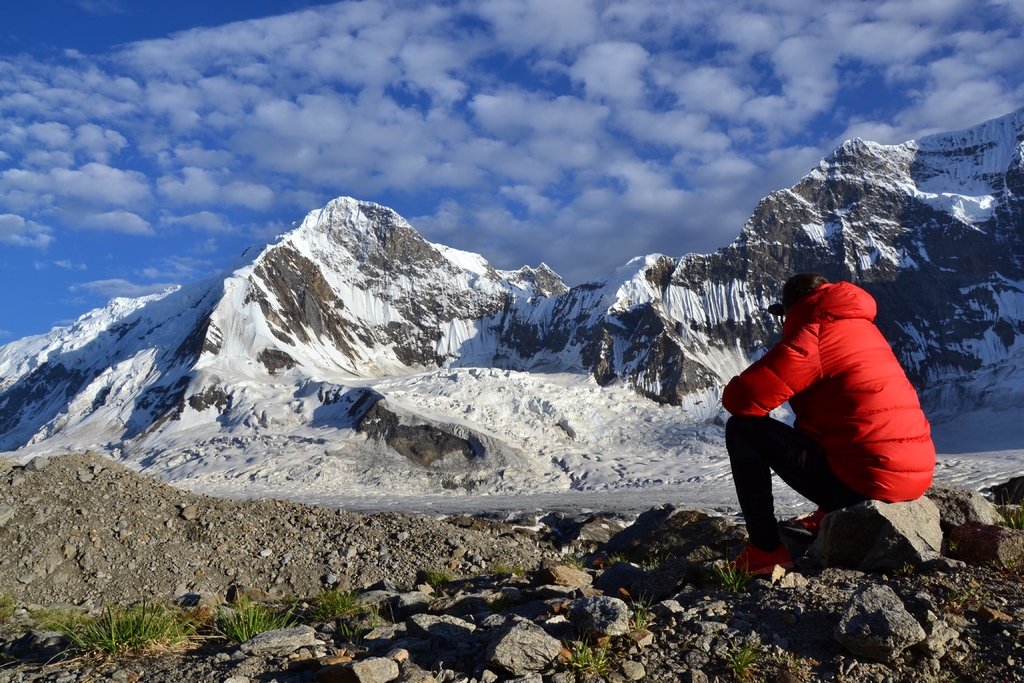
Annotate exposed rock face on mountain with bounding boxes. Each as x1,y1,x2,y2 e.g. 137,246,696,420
1,108,1022,476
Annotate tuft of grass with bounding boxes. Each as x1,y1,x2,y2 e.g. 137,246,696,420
337,604,386,644
0,594,14,622
423,569,453,590
724,641,762,682
640,555,668,570
491,562,526,576
563,639,612,678
563,556,586,569
713,564,753,593
766,649,812,681
310,588,361,622
59,601,197,657
893,561,916,577
488,591,514,614
218,598,295,644
630,596,655,631
998,505,1024,530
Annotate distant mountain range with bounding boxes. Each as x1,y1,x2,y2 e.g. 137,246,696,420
2,107,1022,493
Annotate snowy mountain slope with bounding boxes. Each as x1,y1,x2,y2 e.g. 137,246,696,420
1,108,1023,502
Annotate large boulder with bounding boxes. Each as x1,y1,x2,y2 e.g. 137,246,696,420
593,561,647,597
949,522,1024,565
405,614,476,645
924,481,1000,532
809,498,942,571
604,505,680,556
604,507,745,564
992,476,1024,505
627,557,702,603
835,584,926,663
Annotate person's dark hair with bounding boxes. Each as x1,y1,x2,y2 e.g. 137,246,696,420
782,272,829,312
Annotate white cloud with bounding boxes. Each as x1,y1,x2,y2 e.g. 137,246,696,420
53,260,87,270
0,214,54,248
0,163,150,209
138,255,212,280
80,211,154,235
162,211,233,233
0,0,1020,289
70,279,178,299
570,42,650,103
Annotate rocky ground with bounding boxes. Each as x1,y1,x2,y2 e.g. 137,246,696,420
1,453,1022,683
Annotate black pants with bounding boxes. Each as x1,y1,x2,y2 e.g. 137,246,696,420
726,415,869,551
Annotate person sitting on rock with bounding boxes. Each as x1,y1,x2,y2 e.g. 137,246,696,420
722,272,936,575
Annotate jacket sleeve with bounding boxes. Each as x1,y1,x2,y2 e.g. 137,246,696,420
722,325,823,416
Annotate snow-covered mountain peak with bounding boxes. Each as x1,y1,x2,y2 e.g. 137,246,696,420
2,109,1023,501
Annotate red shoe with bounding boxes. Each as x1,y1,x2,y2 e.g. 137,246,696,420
779,507,826,542
795,508,826,533
730,542,794,576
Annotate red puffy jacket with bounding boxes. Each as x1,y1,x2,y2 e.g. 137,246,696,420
722,281,935,502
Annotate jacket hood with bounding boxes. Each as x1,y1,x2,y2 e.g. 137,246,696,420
783,282,877,335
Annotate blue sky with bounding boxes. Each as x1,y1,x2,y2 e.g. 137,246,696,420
2,0,1023,340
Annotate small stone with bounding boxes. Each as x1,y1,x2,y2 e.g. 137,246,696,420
621,661,646,681
240,625,317,656
316,657,399,683
25,456,49,471
0,504,16,527
180,506,199,521
978,605,1013,622
569,596,632,636
628,629,654,648
537,564,593,587
387,648,409,662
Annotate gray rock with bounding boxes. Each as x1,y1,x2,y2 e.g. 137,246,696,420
406,613,476,645
0,503,15,527
628,556,701,602
949,522,1024,565
575,516,626,545
593,561,646,597
359,590,399,606
915,620,960,659
317,657,400,683
485,617,562,676
426,592,494,616
239,625,317,655
604,505,679,555
535,564,593,587
621,661,645,681
924,480,1000,532
25,630,69,650
25,456,49,471
568,596,631,636
809,498,942,571
506,676,543,683
992,476,1024,505
834,584,926,663
384,592,432,620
